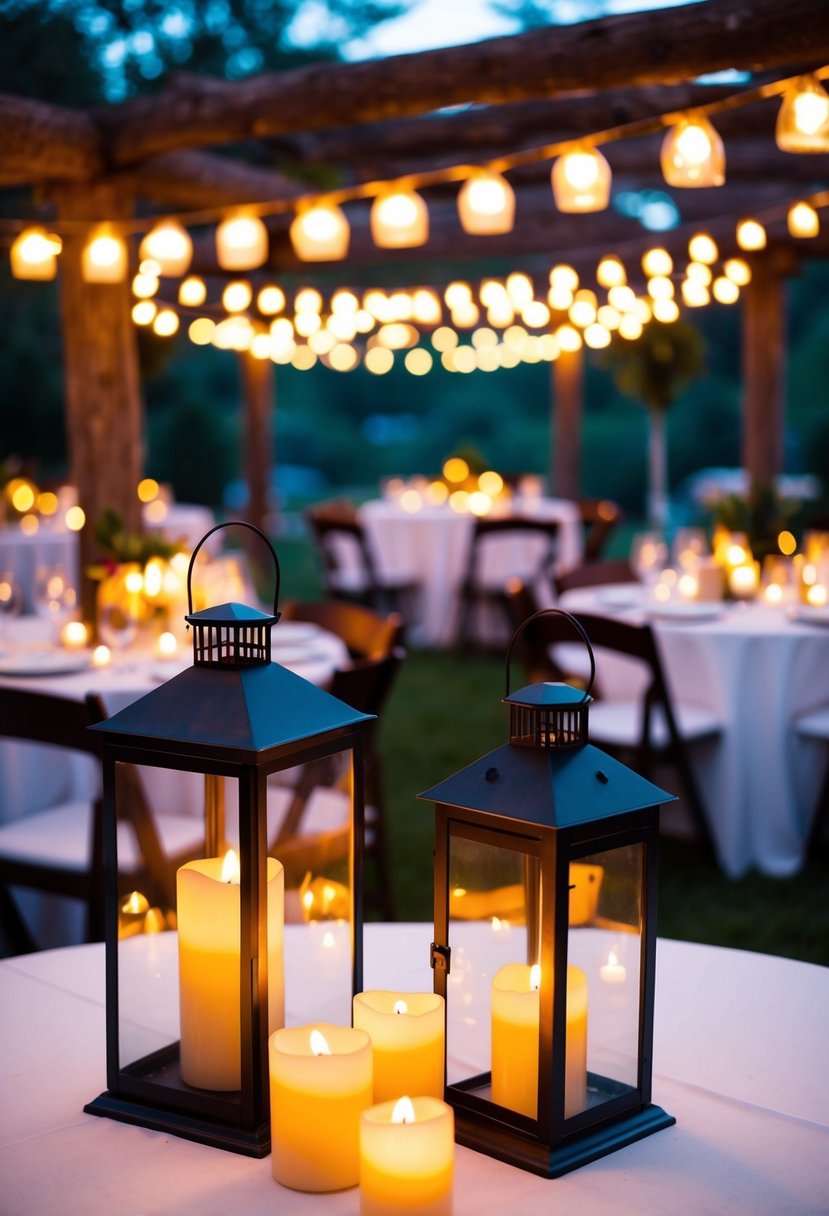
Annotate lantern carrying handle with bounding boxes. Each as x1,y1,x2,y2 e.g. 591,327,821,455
186,520,281,618
505,608,596,700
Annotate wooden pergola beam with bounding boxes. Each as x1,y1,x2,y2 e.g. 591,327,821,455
0,93,103,186
128,149,305,210
100,0,829,167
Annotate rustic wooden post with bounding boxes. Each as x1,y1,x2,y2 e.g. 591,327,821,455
55,182,144,623
741,254,788,487
551,347,583,500
239,349,275,549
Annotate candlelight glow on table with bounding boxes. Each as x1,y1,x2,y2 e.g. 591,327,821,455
360,1094,454,1216
269,1023,373,1192
177,849,284,1090
353,990,445,1102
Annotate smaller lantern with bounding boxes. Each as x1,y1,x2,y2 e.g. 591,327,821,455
419,610,676,1177
85,522,373,1155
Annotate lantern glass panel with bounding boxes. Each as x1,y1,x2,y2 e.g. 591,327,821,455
567,842,644,1111
445,828,540,1109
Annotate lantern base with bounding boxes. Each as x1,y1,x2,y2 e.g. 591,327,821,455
84,1090,271,1158
453,1102,675,1179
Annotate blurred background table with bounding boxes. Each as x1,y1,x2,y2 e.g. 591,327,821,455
0,926,825,1216
0,522,79,614
560,586,829,878
360,497,583,646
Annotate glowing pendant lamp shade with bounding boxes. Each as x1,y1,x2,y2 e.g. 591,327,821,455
82,226,128,283
289,203,350,261
551,146,611,213
10,227,62,280
457,171,515,234
776,75,829,153
370,188,429,248
660,117,725,187
215,213,269,270
139,220,193,277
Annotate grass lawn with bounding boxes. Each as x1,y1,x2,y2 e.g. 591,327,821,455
380,649,829,967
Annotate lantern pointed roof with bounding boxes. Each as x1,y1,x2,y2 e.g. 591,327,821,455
418,741,675,829
186,600,276,623
92,660,372,760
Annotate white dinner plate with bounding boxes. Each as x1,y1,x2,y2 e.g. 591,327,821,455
272,646,325,666
271,622,320,645
646,601,723,622
594,585,643,610
0,649,90,677
788,605,829,627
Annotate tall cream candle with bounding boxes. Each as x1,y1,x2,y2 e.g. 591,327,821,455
270,1024,373,1192
360,1095,454,1216
491,962,588,1120
177,851,284,1091
353,991,445,1103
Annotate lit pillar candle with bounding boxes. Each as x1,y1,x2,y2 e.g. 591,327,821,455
729,561,760,600
353,991,445,1103
177,850,284,1091
270,1024,373,1192
491,962,588,1120
360,1095,454,1216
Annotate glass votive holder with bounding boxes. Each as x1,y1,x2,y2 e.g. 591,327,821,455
762,555,794,605
729,561,760,601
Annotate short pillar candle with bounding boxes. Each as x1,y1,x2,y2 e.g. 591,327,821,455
353,991,445,1103
360,1095,454,1216
177,852,284,1091
491,962,588,1119
270,1024,373,1192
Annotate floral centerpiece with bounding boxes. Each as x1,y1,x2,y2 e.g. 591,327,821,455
706,481,798,562
88,508,186,644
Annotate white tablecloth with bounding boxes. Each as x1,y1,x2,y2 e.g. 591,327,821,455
560,589,829,878
360,498,583,646
0,927,826,1216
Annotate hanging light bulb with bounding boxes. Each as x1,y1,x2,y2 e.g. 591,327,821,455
138,220,192,277
551,145,611,212
776,75,829,153
736,219,767,251
724,258,751,286
222,281,253,313
10,227,62,280
457,170,515,234
215,212,268,270
641,248,673,277
289,202,350,261
370,187,428,248
178,276,207,307
660,117,725,187
787,202,820,238
82,225,128,283
688,233,718,265
596,255,626,288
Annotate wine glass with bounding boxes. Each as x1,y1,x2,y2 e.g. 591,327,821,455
630,532,668,587
0,569,21,645
33,563,77,639
97,601,140,655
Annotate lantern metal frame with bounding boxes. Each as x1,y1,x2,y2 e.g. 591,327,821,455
85,522,373,1156
420,610,676,1178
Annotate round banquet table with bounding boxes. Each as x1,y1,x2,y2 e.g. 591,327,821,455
0,925,826,1216
360,498,583,647
559,587,829,878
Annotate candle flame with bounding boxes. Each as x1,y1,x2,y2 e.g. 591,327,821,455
393,999,408,1015
322,930,336,949
391,1096,416,1124
121,890,149,916
220,849,240,884
608,950,618,967
530,963,541,991
310,1029,332,1056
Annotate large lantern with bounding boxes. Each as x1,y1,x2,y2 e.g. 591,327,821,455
419,611,675,1177
85,523,372,1155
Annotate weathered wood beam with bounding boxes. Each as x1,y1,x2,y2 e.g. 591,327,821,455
552,350,583,500
0,93,103,186
239,351,275,545
130,149,306,209
741,253,787,484
101,0,829,166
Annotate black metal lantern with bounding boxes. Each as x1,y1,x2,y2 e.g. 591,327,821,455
419,610,676,1178
85,522,372,1156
